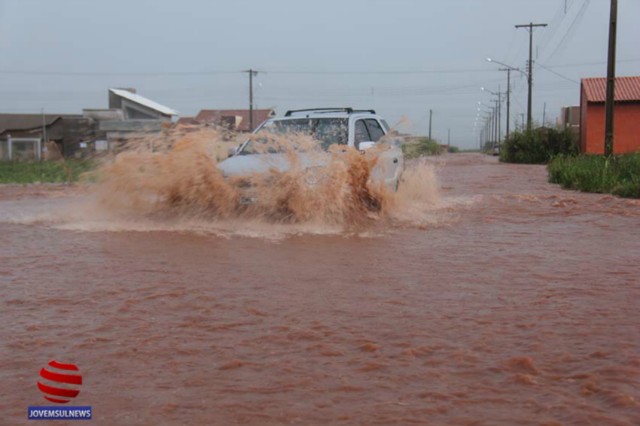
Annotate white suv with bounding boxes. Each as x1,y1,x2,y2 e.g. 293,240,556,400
218,108,404,191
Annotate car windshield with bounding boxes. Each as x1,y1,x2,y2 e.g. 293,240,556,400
239,118,348,154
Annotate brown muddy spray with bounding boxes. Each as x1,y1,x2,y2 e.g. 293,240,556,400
90,125,440,231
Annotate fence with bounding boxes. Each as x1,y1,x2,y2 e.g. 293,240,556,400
0,137,42,161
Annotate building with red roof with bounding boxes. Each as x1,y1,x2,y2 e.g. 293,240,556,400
580,76,640,154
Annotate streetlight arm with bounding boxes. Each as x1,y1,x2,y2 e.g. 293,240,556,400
481,87,502,96
486,57,527,76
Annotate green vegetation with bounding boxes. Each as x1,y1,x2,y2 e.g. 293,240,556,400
481,141,495,154
0,160,95,184
447,145,460,153
500,128,578,164
548,153,640,198
402,138,443,159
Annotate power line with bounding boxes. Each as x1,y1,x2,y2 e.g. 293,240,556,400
537,0,577,53
0,70,240,76
536,63,580,84
0,67,499,77
263,68,498,75
543,58,640,68
543,0,591,63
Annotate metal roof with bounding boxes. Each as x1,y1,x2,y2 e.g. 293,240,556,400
582,76,640,103
109,88,179,116
0,114,82,134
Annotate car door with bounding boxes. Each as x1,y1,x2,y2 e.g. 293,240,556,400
353,119,371,150
363,119,403,190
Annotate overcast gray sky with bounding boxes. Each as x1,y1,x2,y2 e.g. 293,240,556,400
0,0,638,148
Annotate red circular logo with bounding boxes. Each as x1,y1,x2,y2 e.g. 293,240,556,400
37,360,83,404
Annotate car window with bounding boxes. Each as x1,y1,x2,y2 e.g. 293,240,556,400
354,120,371,148
364,119,385,142
314,119,348,148
239,118,348,154
268,119,312,135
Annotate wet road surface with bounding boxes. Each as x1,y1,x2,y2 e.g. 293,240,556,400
1,153,639,425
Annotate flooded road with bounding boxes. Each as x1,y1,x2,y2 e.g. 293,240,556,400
1,153,639,425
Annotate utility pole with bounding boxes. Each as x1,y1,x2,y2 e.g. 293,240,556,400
497,92,502,144
447,128,450,146
489,111,495,147
486,58,522,139
520,113,525,130
244,69,259,132
515,22,547,131
494,101,500,147
428,109,433,141
542,102,547,127
41,108,47,149
604,0,618,156
495,106,499,145
483,115,492,148
483,112,493,148
499,68,512,140
496,108,499,143
491,104,496,145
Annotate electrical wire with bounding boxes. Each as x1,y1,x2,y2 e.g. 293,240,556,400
0,67,500,77
542,0,591,63
543,58,640,68
536,63,580,84
537,0,577,53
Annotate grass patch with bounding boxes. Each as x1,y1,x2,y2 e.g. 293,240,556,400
548,153,640,198
0,160,96,184
402,138,443,159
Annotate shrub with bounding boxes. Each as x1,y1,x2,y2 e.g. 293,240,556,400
548,153,640,198
501,128,578,164
402,138,443,159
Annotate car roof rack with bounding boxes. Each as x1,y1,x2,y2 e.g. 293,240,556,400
284,108,376,117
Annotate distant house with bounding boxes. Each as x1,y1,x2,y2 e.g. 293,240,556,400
559,106,580,136
0,88,180,159
107,88,178,121
86,88,179,149
194,109,276,132
580,76,640,154
0,114,93,160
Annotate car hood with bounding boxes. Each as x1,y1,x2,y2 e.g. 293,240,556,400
217,153,328,177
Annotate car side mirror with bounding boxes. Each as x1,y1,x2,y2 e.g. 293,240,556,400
359,141,375,151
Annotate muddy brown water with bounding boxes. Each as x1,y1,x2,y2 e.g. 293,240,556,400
1,153,639,425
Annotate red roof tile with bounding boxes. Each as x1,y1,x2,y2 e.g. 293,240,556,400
582,76,640,103
195,109,275,132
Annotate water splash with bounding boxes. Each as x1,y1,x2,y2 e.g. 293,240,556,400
0,125,442,237
89,126,440,231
